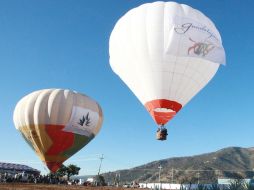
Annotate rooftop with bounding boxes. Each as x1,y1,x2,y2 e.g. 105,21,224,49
0,162,40,173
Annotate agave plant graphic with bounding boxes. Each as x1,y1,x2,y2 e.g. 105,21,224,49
78,113,91,127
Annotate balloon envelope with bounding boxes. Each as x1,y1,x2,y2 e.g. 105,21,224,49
13,89,103,172
109,1,225,126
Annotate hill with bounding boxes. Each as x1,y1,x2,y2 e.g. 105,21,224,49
102,147,254,184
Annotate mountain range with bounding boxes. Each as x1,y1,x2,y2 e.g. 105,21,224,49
102,147,254,184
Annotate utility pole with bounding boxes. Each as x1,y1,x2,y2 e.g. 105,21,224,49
98,154,104,175
215,170,220,179
115,172,120,186
171,168,174,184
158,165,162,190
197,172,200,184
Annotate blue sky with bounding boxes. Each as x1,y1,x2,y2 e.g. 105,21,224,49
0,0,253,175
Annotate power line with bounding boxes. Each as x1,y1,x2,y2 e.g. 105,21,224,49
0,154,102,164
121,168,254,172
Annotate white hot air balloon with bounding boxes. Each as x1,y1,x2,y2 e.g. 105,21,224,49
109,1,225,140
13,89,103,172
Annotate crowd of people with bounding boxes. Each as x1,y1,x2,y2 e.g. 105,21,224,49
0,172,71,184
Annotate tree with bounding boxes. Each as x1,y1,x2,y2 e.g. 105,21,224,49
55,165,68,177
66,164,81,180
95,174,106,186
228,179,245,190
55,164,80,180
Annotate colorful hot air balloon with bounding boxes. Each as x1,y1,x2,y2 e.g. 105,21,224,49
109,2,225,140
13,89,103,172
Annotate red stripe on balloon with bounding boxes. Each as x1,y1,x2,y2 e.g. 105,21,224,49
45,125,74,155
45,161,63,173
145,99,182,125
44,124,75,172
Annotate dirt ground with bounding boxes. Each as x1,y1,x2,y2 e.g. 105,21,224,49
0,184,144,190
